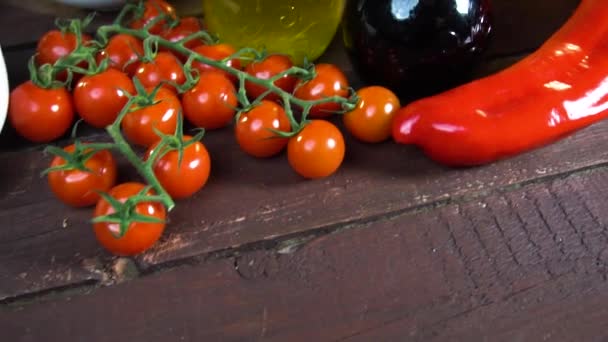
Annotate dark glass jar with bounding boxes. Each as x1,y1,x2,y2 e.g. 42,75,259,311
342,0,492,99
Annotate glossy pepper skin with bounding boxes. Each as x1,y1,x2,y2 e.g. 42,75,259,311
392,0,608,167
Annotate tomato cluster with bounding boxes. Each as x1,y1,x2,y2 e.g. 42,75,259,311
6,0,402,256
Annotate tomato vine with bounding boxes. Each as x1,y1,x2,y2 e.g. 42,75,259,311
14,0,396,255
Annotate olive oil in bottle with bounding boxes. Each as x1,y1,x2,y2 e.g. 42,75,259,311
203,0,345,65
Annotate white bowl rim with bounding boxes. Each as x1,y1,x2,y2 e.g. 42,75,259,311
0,46,8,133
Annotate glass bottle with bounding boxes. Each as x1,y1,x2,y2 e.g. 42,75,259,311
203,0,346,65
342,0,493,98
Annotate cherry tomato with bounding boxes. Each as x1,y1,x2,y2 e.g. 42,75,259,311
36,30,92,66
74,69,135,128
122,87,180,147
94,182,166,256
145,136,211,199
245,54,297,101
182,71,237,130
343,86,401,143
36,30,92,81
96,34,143,76
130,0,177,34
134,52,185,93
287,120,345,179
161,17,201,39
235,100,291,158
48,145,117,207
160,17,204,58
8,81,74,143
192,44,241,83
294,63,350,118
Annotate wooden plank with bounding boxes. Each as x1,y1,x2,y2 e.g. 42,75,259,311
3,166,608,341
3,108,608,300
0,136,129,301
0,0,592,299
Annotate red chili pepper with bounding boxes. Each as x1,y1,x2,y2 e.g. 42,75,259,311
392,0,608,166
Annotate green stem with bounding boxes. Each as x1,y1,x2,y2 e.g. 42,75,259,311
106,125,175,211
113,2,139,26
178,31,217,45
281,94,300,132
107,99,175,211
269,67,310,82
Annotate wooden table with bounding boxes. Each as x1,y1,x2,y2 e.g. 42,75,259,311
3,1,606,341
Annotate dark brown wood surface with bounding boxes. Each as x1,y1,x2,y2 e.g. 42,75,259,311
3,0,605,341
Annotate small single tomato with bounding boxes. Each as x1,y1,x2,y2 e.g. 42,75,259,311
48,145,117,207
287,120,345,179
8,81,74,143
235,100,291,158
36,30,92,81
36,30,92,66
160,17,201,43
245,54,297,101
294,63,350,118
182,71,237,130
122,87,181,147
134,52,185,92
145,136,211,199
130,0,177,34
94,182,166,256
96,34,144,76
191,44,241,83
343,86,401,143
160,17,204,60
74,68,135,128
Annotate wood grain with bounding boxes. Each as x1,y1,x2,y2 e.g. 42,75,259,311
3,108,608,301
2,1,605,340
3,165,608,341
0,0,601,300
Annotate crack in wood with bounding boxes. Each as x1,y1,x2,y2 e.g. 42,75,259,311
0,279,98,306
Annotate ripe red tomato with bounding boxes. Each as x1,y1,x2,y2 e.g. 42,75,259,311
94,182,166,256
191,44,240,82
8,81,74,143
48,145,117,207
130,0,177,34
235,100,291,158
97,34,143,76
36,30,92,66
36,30,92,81
134,52,185,93
343,86,401,143
294,63,350,118
182,71,237,130
160,17,204,55
74,69,135,128
287,120,345,179
245,54,297,101
122,87,180,146
145,136,211,199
